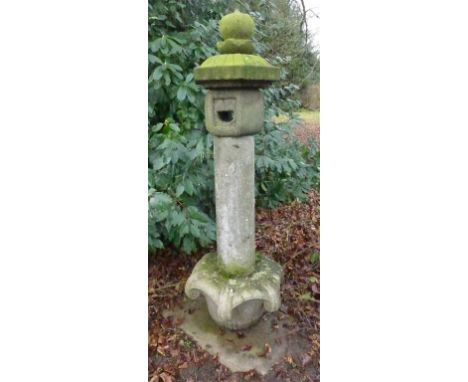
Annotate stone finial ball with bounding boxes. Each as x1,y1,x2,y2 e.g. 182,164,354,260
219,10,255,40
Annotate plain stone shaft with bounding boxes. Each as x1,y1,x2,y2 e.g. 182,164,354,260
214,136,255,275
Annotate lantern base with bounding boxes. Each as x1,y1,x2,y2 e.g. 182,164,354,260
185,252,283,330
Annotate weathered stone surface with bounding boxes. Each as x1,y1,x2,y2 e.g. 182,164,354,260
205,89,264,136
185,253,283,330
214,136,255,273
171,298,304,376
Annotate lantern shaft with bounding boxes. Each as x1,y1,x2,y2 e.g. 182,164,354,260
214,136,255,275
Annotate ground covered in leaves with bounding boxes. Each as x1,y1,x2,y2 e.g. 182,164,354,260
148,189,320,382
293,119,320,148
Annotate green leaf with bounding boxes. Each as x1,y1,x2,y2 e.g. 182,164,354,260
187,92,195,103
168,39,182,54
172,70,183,80
182,236,196,253
170,63,183,72
153,66,163,81
149,192,172,208
299,292,314,301
161,34,167,48
179,225,189,237
171,210,185,226
153,239,164,248
152,123,163,133
149,38,161,52
153,157,166,171
190,224,201,238
310,252,320,265
184,179,194,195
177,87,187,101
176,184,185,197
148,54,160,64
187,206,209,223
149,192,173,223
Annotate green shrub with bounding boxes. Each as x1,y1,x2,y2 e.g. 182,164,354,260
255,109,320,208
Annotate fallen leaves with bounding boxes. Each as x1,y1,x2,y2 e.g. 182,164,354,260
149,367,175,382
242,370,258,380
156,346,166,357
158,372,173,382
174,316,184,326
256,343,271,357
293,120,320,147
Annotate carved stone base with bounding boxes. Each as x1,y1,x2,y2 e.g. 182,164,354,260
185,253,283,330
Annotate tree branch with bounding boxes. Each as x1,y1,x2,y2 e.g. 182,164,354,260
298,0,309,46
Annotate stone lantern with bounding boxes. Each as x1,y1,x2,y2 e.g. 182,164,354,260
185,10,283,330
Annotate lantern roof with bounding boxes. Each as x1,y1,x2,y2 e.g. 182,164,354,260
194,10,280,86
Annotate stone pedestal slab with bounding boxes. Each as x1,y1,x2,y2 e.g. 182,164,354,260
172,298,296,375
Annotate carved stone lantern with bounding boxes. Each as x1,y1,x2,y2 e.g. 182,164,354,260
185,10,283,330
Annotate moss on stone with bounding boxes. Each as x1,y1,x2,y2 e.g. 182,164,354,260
217,39,254,54
194,54,280,82
185,252,283,329
219,264,249,278
186,252,282,290
190,253,247,279
194,10,279,85
219,10,254,40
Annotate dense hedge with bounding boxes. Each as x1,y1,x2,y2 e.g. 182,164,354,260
148,0,320,254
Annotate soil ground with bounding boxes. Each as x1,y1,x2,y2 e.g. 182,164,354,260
148,112,320,382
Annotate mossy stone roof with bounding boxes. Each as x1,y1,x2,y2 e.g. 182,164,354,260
194,10,279,84
194,54,279,82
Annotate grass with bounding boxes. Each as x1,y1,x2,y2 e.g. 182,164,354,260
273,109,320,124
296,109,320,124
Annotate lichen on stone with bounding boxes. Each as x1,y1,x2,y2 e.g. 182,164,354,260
185,252,283,329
